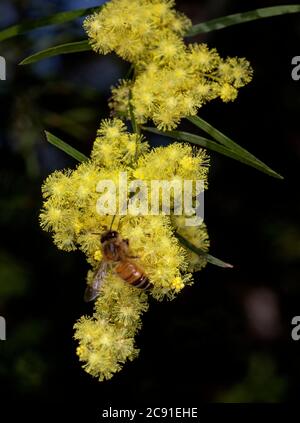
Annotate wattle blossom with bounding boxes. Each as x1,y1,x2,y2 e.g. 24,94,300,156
85,0,253,130
40,0,251,381
40,119,209,380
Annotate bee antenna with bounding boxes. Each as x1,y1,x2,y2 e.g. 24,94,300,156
109,215,116,231
117,215,125,231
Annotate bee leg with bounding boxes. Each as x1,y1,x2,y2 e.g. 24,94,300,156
128,255,140,259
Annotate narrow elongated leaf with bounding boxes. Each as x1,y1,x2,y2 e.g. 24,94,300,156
13,5,300,64
0,6,103,42
142,126,282,179
45,131,88,162
187,116,283,179
186,5,300,36
2,4,299,42
176,232,233,269
129,91,140,135
20,40,90,65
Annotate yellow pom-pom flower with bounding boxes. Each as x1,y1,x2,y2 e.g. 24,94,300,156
40,118,210,381
85,1,252,130
84,0,191,64
39,0,251,382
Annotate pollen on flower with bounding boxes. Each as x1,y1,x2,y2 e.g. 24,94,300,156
219,83,238,102
73,221,83,235
153,34,185,63
188,43,220,72
98,118,126,139
171,276,185,292
94,250,102,261
180,156,196,171
40,205,63,231
76,345,86,358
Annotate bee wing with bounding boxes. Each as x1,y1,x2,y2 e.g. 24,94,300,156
84,260,108,302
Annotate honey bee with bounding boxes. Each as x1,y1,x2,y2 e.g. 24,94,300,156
84,230,152,302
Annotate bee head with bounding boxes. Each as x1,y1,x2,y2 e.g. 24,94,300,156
100,230,119,244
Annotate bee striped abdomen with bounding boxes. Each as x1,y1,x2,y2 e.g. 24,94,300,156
115,261,152,290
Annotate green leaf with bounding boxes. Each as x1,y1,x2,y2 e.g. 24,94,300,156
129,91,140,135
142,126,282,179
13,5,300,64
185,5,300,36
19,40,91,65
45,131,88,162
187,116,283,180
2,4,299,43
0,6,103,42
176,232,233,269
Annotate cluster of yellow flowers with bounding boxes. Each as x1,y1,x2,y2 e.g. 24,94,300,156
74,275,148,381
84,0,191,63
40,119,209,380
85,0,253,130
40,0,252,382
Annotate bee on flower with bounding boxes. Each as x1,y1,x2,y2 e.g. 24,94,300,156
40,0,250,382
40,119,210,381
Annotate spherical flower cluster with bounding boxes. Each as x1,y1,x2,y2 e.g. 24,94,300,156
91,118,149,168
85,0,253,130
40,118,209,380
75,275,148,381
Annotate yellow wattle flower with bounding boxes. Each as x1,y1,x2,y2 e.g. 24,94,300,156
86,1,252,130
40,118,210,381
39,0,253,382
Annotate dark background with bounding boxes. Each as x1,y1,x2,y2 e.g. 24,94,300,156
0,0,299,415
